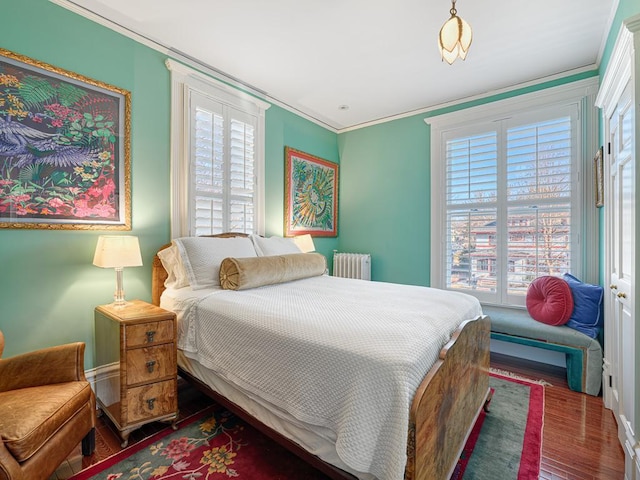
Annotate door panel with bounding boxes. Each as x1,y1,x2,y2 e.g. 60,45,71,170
607,81,635,449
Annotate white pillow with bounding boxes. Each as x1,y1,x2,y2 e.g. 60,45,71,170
250,235,302,257
157,244,190,289
174,236,257,289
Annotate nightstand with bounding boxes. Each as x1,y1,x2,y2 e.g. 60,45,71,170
94,299,178,447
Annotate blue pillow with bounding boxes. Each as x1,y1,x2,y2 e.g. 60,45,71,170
563,273,604,338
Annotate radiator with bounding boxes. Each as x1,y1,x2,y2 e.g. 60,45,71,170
332,251,371,281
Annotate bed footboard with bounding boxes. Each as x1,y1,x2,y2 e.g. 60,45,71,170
406,315,491,480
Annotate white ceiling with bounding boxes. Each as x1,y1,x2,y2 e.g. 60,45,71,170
62,0,616,131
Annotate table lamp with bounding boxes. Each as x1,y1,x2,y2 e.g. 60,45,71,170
293,234,316,253
93,235,143,306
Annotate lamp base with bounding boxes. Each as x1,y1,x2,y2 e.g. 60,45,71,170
111,299,131,308
113,267,128,307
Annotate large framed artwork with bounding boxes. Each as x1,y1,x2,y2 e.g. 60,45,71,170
0,48,131,230
284,147,338,237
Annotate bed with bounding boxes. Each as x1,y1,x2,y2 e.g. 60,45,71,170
151,233,490,480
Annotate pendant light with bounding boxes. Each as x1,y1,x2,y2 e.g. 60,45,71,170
438,0,472,64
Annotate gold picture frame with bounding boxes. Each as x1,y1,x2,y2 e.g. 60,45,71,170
594,146,604,208
0,48,131,230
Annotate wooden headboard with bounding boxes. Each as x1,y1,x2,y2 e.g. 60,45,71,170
151,232,249,306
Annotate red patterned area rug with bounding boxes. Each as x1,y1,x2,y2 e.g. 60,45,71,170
70,372,543,480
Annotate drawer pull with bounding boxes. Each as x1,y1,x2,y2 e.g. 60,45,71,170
610,284,618,290
146,360,156,373
617,292,627,299
146,397,156,410
146,331,156,343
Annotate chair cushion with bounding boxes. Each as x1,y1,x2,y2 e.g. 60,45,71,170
483,305,596,348
526,276,574,325
0,381,92,462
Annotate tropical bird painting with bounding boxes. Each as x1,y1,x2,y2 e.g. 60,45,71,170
0,52,125,226
0,116,98,168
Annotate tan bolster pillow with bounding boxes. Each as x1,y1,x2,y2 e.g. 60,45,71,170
219,253,327,290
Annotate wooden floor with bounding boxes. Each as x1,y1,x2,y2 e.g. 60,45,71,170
52,353,624,479
490,353,624,480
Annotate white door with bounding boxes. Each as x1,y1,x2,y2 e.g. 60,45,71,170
605,88,622,421
606,80,636,477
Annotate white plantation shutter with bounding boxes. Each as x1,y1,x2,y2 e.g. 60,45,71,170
228,115,255,232
167,59,268,239
190,91,258,236
446,132,497,205
444,131,498,301
505,117,573,301
441,107,579,306
506,118,572,202
193,103,224,234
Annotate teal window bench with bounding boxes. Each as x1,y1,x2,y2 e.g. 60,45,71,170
482,305,603,396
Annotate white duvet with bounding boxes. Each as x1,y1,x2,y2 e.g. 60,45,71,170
164,275,482,480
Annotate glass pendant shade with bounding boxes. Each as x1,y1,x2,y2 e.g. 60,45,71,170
439,6,472,64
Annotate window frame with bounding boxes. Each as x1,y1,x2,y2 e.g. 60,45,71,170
427,78,600,307
167,59,270,238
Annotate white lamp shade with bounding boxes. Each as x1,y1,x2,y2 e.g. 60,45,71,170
293,234,316,253
93,236,143,268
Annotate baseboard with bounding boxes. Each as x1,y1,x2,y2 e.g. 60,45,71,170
87,362,119,407
85,366,98,390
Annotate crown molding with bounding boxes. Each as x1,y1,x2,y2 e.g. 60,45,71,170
595,13,640,111
339,65,598,133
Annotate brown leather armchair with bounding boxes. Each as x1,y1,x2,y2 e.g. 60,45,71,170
0,330,96,480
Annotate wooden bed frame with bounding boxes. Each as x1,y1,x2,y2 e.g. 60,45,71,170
151,234,491,480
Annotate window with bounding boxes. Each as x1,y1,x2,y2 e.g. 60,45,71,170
429,79,599,307
167,60,269,238
191,92,256,235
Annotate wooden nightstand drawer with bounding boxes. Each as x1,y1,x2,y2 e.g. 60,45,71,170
126,379,177,424
125,320,174,348
126,344,176,385
95,300,179,447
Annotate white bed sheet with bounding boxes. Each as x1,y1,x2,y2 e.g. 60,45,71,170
161,276,482,480
176,350,376,480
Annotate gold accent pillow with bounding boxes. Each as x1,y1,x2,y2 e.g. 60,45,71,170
219,253,326,290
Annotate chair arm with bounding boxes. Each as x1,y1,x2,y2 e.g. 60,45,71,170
0,438,22,480
0,342,86,392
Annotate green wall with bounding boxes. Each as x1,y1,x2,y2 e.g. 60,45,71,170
265,106,339,256
337,117,431,286
337,71,598,287
336,0,640,288
0,0,338,364
2,0,634,363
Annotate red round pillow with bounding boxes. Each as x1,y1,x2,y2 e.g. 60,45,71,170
526,276,574,326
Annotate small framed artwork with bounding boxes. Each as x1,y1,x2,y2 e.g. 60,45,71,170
0,48,131,230
285,147,338,237
594,146,604,208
